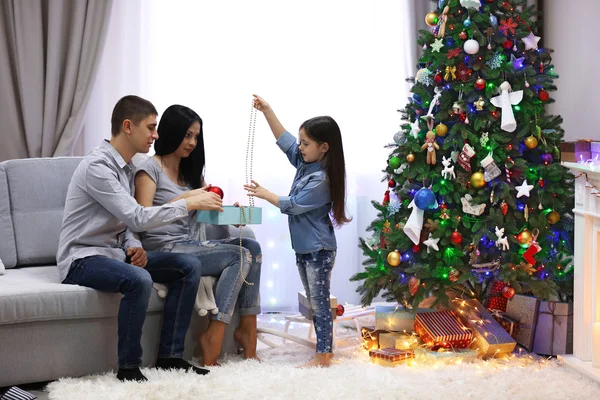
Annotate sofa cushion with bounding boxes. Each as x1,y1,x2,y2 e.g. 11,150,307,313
4,157,82,266
0,266,166,325
0,163,17,268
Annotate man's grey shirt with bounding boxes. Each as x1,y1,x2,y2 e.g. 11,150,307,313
56,141,188,282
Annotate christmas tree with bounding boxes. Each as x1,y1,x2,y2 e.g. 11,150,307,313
351,0,574,309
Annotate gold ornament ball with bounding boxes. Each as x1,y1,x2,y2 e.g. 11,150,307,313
387,250,401,267
470,172,486,188
425,12,439,27
517,229,533,245
406,153,415,163
435,123,448,137
547,210,561,224
524,135,538,150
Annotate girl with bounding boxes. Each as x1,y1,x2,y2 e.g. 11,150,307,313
245,95,351,368
134,105,262,366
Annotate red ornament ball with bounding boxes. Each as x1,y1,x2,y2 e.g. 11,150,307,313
440,203,448,209
388,179,396,188
207,186,224,199
412,244,421,253
502,286,516,299
458,31,468,40
502,39,513,50
539,90,550,102
450,231,463,244
475,78,486,91
336,304,345,316
434,73,443,83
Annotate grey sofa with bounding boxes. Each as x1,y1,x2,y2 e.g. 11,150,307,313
0,156,253,387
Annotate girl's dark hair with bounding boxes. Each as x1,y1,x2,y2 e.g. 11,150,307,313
154,105,205,189
300,116,351,227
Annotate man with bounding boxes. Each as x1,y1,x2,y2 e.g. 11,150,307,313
57,95,223,382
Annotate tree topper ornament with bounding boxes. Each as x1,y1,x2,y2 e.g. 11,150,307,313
490,81,523,132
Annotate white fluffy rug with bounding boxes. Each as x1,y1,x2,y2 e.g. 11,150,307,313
46,315,600,400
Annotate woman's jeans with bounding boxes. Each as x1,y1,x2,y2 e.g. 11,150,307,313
164,237,262,324
63,252,202,368
296,250,336,354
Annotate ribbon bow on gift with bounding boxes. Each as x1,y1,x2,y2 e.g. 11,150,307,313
538,301,573,355
444,66,456,80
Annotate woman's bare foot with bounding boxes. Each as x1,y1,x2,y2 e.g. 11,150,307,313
297,353,333,368
199,321,225,366
235,315,259,360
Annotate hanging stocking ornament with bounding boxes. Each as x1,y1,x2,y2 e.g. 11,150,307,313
523,229,541,265
481,152,502,182
458,143,476,171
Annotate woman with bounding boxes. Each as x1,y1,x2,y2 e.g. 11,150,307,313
134,105,261,366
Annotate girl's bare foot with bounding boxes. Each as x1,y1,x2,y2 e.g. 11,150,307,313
199,321,225,366
235,315,259,360
297,353,333,368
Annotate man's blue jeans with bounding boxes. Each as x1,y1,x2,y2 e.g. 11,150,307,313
63,252,201,368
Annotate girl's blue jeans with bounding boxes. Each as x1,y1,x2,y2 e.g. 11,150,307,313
296,249,336,354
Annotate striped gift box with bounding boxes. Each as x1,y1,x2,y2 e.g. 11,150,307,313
369,348,414,366
414,310,473,349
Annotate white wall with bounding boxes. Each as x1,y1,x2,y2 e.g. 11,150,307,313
545,0,600,141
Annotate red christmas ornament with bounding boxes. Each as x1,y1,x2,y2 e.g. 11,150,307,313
412,244,421,253
500,201,508,216
538,90,550,102
487,280,508,311
502,285,516,299
388,179,396,188
459,31,468,40
207,186,224,199
434,73,443,83
336,304,345,316
450,231,463,244
502,39,513,50
475,78,486,91
408,276,420,296
440,202,448,209
382,190,390,206
539,179,545,188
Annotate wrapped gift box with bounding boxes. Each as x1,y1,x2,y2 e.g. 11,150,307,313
560,140,592,162
414,310,472,349
413,348,479,364
298,291,337,320
379,332,423,351
485,280,508,312
489,309,519,340
505,294,540,351
196,205,262,225
369,348,414,367
449,298,516,358
375,305,431,332
532,301,573,356
361,325,386,351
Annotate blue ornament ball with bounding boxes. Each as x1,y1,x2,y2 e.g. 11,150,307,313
414,188,437,210
464,18,472,28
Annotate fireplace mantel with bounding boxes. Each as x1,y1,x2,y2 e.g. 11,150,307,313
559,162,600,383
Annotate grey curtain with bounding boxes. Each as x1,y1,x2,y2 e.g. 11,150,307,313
0,0,113,162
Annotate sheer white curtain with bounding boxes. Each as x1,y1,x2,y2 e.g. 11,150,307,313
87,0,411,310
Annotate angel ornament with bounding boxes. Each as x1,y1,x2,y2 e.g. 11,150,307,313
490,81,523,132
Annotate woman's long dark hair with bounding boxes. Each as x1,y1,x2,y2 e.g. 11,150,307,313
300,116,351,227
154,105,205,189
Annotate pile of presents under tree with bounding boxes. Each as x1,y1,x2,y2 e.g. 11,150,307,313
364,289,573,367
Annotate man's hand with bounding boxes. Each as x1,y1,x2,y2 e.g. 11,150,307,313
187,191,223,211
127,247,148,268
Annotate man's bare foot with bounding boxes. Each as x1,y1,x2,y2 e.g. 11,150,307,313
199,325,224,366
297,353,333,368
234,327,259,360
